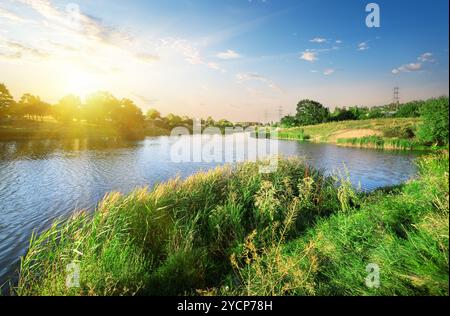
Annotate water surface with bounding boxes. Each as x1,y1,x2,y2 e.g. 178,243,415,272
0,135,421,289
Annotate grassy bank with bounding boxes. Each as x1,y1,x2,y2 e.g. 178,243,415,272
0,119,172,140
14,152,448,296
277,118,432,150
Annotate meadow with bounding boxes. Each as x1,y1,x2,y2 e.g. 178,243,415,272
277,118,431,150
14,151,449,296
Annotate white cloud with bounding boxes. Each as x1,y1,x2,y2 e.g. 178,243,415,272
358,41,369,51
392,52,436,75
216,49,241,60
0,6,31,23
310,37,327,43
335,40,343,44
418,52,435,62
300,51,317,62
323,68,335,75
392,62,422,74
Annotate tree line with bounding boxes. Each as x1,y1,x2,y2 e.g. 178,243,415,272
1,83,145,131
281,97,449,146
0,83,243,136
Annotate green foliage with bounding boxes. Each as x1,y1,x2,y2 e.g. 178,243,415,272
15,153,449,296
417,97,449,146
295,99,329,126
229,153,449,296
0,83,15,117
146,108,161,120
336,136,422,150
53,95,81,123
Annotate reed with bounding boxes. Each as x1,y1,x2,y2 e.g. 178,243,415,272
14,153,449,296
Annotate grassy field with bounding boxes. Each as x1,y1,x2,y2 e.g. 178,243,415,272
14,152,449,296
277,118,425,150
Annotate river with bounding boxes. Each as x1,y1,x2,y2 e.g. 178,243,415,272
0,134,422,290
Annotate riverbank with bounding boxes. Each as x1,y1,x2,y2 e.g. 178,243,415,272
0,119,172,140
276,118,439,151
13,151,448,296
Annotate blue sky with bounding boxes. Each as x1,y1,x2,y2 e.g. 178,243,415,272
0,0,448,121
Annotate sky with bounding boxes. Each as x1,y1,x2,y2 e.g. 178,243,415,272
0,0,448,122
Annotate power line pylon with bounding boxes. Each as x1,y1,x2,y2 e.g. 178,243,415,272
393,87,400,109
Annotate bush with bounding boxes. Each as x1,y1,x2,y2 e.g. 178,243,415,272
417,97,449,146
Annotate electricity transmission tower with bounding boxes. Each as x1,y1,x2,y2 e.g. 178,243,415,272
278,105,283,122
393,87,400,109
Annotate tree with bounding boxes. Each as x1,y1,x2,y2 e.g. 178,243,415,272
0,83,15,118
54,95,81,123
84,91,120,124
146,109,161,120
395,100,422,118
17,94,51,120
295,99,329,126
417,97,449,146
113,98,145,130
280,115,298,127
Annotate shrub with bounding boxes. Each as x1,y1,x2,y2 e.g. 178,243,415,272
417,97,449,146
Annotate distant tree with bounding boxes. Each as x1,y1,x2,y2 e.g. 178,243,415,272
113,98,145,130
165,113,183,128
17,94,51,120
84,92,120,124
330,107,357,122
295,99,329,126
367,107,384,119
54,95,81,123
417,97,449,146
146,108,161,120
0,83,15,118
395,100,422,118
280,115,298,127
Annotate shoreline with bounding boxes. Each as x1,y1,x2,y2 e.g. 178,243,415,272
11,152,449,296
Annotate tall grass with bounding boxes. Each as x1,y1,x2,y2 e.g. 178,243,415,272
225,152,449,296
15,157,339,296
15,153,449,296
336,136,422,150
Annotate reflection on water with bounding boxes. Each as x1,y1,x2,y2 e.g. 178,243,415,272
0,135,421,290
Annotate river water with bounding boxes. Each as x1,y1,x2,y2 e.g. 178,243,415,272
0,134,422,290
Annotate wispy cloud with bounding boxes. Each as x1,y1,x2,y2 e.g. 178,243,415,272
310,37,327,43
135,53,160,63
300,50,317,62
323,68,335,75
236,73,282,93
418,52,435,63
392,62,422,74
358,41,369,51
0,6,32,23
16,0,133,46
1,40,49,59
392,52,436,75
216,49,241,60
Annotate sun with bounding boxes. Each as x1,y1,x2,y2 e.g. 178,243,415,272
65,68,102,99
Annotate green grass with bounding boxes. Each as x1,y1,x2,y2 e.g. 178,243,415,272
335,136,427,150
282,118,421,141
14,152,449,296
